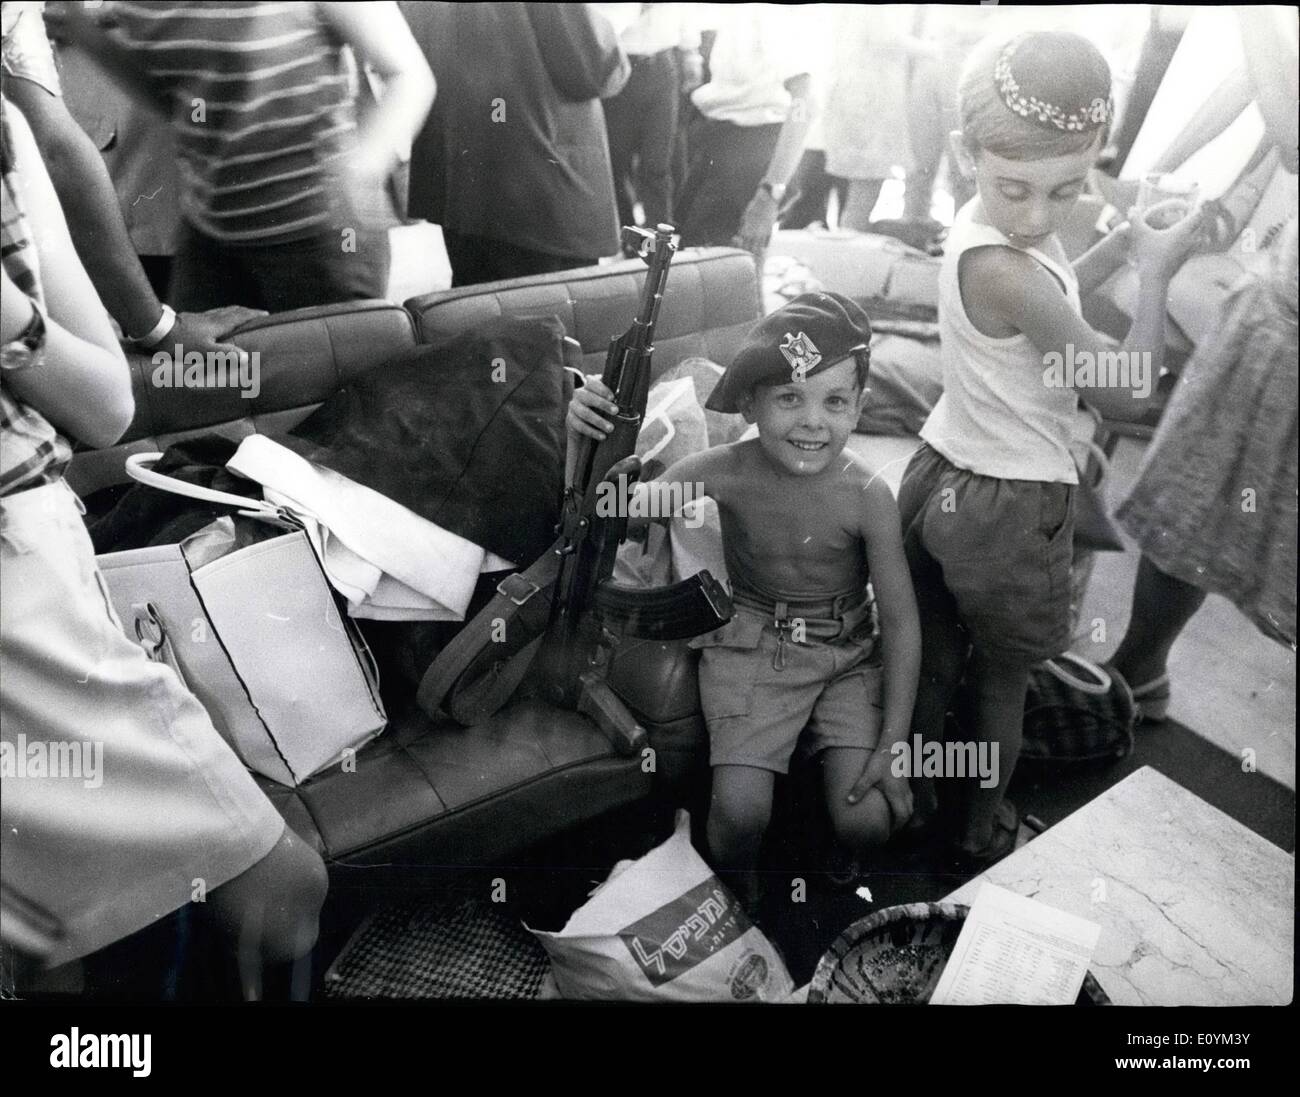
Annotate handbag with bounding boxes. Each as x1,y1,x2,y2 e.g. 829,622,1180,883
96,453,387,787
1020,652,1136,769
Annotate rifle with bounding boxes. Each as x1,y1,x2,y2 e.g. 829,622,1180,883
417,225,733,745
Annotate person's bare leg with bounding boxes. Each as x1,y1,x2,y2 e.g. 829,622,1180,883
207,826,328,1001
909,585,969,826
840,178,885,232
954,650,1030,854
1109,555,1207,687
822,748,893,851
707,764,776,910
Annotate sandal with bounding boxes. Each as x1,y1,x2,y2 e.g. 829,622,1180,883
947,799,1022,874
1128,672,1171,723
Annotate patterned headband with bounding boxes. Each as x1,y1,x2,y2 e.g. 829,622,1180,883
994,36,1113,133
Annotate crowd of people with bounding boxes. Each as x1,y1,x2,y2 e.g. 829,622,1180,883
1,2,1295,998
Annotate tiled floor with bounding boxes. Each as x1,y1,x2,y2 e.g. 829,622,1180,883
848,431,1297,792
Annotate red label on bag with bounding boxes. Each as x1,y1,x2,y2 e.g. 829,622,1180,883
617,878,751,987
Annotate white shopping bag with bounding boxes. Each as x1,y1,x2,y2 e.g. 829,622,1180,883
529,811,793,1002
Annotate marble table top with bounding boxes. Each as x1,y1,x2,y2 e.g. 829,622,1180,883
945,767,1294,1006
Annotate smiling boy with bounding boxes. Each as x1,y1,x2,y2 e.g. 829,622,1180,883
567,293,921,904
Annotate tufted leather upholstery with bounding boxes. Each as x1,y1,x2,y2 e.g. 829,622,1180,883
407,247,760,380
69,249,760,872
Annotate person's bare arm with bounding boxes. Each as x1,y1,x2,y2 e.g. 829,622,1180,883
3,76,168,341
1073,221,1132,296
319,1,435,178
1151,69,1254,177
845,478,919,827
733,73,815,254
2,106,132,447
965,200,1204,420
1236,6,1299,173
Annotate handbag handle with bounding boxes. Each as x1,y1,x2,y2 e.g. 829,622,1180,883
1042,650,1112,696
124,452,294,526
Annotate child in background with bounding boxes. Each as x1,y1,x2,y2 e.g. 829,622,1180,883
898,31,1205,866
568,293,921,906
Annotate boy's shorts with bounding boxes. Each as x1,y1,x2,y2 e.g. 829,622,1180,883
690,598,884,774
896,443,1075,664
0,480,287,967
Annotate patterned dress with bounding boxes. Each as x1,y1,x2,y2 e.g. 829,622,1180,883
1117,219,1298,647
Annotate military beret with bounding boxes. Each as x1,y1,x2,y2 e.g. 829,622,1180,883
705,292,873,413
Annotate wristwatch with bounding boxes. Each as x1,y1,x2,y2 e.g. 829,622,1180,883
1,299,47,372
760,180,788,203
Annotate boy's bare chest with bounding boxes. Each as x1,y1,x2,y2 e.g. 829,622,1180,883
718,479,862,561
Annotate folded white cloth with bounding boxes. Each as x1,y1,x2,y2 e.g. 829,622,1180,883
227,435,513,621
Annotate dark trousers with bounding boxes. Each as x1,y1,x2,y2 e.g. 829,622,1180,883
442,230,596,288
779,150,849,230
675,113,781,248
602,49,679,230
169,222,390,313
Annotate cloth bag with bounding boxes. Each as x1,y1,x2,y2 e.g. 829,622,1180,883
529,811,794,1002
97,453,386,787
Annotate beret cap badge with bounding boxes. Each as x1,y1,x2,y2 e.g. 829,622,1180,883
703,292,872,413
779,331,822,380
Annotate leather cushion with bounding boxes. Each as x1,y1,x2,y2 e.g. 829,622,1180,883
257,699,651,867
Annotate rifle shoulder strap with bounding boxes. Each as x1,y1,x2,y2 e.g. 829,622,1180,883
416,541,565,724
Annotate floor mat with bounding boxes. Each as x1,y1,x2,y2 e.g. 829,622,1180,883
323,896,549,1000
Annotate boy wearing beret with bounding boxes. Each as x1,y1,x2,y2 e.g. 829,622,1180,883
567,292,921,905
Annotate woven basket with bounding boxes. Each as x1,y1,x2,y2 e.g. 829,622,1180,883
807,902,1111,1005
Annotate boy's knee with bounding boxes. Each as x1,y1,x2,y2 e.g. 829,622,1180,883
830,791,892,852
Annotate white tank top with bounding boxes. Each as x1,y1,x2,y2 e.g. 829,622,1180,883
920,202,1080,484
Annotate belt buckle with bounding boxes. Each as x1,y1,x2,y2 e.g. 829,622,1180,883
497,573,540,606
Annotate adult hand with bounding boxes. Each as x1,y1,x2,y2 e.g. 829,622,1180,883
335,148,397,231
846,745,913,832
731,190,779,256
680,50,705,95
164,307,268,370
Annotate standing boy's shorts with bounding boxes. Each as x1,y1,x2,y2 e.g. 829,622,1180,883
690,600,884,773
0,480,287,967
896,443,1075,663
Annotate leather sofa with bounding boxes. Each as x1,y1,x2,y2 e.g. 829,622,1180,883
68,247,760,886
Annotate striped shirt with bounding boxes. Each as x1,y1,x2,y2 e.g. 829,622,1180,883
108,1,358,244
1,103,71,497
